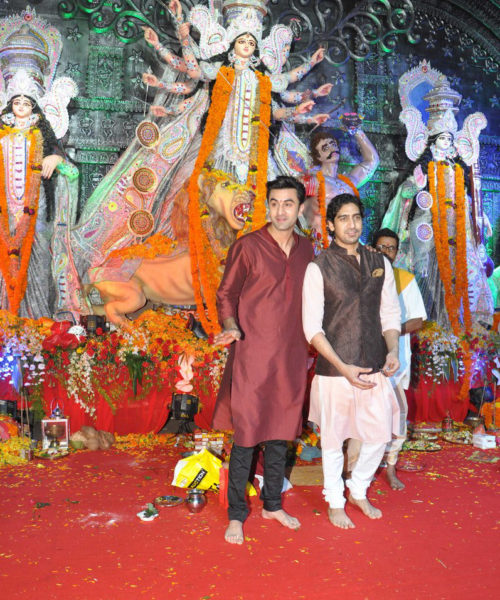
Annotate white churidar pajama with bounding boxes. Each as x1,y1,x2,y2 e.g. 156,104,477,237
386,271,427,464
302,259,401,507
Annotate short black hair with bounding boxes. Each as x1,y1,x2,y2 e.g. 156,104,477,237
326,193,364,223
373,228,399,249
266,175,306,205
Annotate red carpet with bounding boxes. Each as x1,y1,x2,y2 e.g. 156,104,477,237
1,441,499,599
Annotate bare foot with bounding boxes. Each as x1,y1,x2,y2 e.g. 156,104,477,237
225,520,244,545
261,508,300,530
328,508,355,529
387,464,405,490
348,495,382,519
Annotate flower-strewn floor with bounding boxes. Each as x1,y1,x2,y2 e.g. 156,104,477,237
1,436,499,599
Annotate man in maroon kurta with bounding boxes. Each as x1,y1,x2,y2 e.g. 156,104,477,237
212,175,314,544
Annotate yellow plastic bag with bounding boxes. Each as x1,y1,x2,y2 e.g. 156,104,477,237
172,448,222,491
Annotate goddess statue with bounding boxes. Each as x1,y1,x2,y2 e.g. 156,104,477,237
0,9,78,319
382,62,493,331
79,0,331,331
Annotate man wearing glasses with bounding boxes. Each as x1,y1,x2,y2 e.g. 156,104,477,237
372,228,427,489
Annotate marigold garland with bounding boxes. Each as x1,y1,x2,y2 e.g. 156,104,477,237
429,162,458,333
316,171,329,249
438,161,459,332
337,173,360,199
313,172,359,250
108,233,178,261
428,161,472,401
454,165,471,330
187,67,235,334
458,342,474,402
187,67,272,334
455,163,473,401
0,126,43,314
251,71,271,231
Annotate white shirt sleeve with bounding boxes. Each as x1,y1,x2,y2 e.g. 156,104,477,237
302,262,325,344
380,257,401,333
400,277,427,322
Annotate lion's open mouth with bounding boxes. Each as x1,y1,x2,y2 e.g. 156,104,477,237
233,202,251,223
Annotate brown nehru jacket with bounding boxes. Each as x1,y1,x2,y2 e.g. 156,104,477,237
314,242,388,377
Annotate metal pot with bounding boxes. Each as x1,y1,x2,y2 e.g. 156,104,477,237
44,423,65,439
185,489,207,513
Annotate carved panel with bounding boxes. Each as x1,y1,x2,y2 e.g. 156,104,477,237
0,0,497,256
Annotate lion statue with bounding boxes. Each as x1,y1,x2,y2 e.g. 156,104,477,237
87,172,254,326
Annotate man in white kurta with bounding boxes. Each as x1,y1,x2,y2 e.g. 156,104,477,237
302,194,401,529
374,229,427,489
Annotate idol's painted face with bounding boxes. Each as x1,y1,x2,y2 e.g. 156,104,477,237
234,34,257,59
268,188,302,233
328,202,363,247
12,96,34,119
435,132,453,151
315,138,340,164
375,235,398,263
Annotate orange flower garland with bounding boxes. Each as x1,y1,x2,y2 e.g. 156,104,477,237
458,343,474,402
316,171,329,249
187,67,272,334
438,161,459,332
251,71,271,231
108,233,178,261
428,161,473,401
134,310,220,360
337,173,360,199
428,162,457,333
188,66,235,335
454,164,471,330
0,126,43,314
454,164,473,401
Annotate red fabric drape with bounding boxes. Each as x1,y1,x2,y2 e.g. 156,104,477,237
406,379,467,423
41,371,169,434
4,375,470,430
0,380,19,402
2,370,216,434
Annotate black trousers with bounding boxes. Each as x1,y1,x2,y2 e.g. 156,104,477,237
227,440,288,522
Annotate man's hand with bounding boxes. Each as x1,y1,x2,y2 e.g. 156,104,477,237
214,327,242,346
381,351,399,377
41,155,63,179
338,364,377,390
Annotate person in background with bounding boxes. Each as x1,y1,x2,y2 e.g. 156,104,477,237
371,228,427,489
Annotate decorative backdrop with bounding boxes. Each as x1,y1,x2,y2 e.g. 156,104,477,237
1,0,498,258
